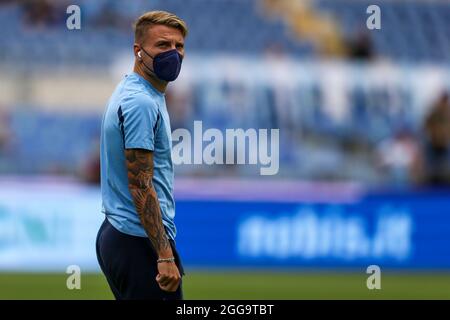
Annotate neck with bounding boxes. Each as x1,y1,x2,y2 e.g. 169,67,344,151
133,62,167,94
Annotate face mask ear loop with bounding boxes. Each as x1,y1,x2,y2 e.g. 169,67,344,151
139,46,158,78
140,46,155,60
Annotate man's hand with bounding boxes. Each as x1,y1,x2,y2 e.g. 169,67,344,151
156,261,181,292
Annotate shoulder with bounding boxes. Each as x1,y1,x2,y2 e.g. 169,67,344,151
116,74,162,115
120,90,159,115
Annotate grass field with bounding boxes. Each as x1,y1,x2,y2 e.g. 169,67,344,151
0,271,449,300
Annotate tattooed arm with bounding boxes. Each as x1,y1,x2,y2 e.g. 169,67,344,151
125,148,180,292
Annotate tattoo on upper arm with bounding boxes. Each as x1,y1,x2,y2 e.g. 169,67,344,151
125,149,170,253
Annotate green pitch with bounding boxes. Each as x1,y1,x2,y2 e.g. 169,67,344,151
0,271,449,300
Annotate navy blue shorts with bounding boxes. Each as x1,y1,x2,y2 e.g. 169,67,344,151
96,218,184,300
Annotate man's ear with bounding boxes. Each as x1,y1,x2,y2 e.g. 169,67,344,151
133,43,141,59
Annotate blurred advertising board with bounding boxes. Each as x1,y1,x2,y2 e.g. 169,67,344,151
0,177,449,271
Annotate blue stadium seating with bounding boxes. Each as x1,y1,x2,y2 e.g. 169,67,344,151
316,0,450,62
0,0,448,64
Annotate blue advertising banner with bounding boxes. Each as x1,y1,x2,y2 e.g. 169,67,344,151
0,178,449,271
175,190,450,269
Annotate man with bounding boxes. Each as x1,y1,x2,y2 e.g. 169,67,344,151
421,92,450,186
96,11,188,300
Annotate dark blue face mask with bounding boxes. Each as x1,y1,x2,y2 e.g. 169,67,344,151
139,47,183,82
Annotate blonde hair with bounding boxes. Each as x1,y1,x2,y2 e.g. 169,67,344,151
134,11,188,43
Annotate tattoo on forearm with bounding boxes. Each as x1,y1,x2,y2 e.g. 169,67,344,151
125,149,170,253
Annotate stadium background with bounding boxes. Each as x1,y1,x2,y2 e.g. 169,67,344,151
0,0,449,299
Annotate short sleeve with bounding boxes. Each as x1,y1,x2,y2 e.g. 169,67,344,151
118,94,160,151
